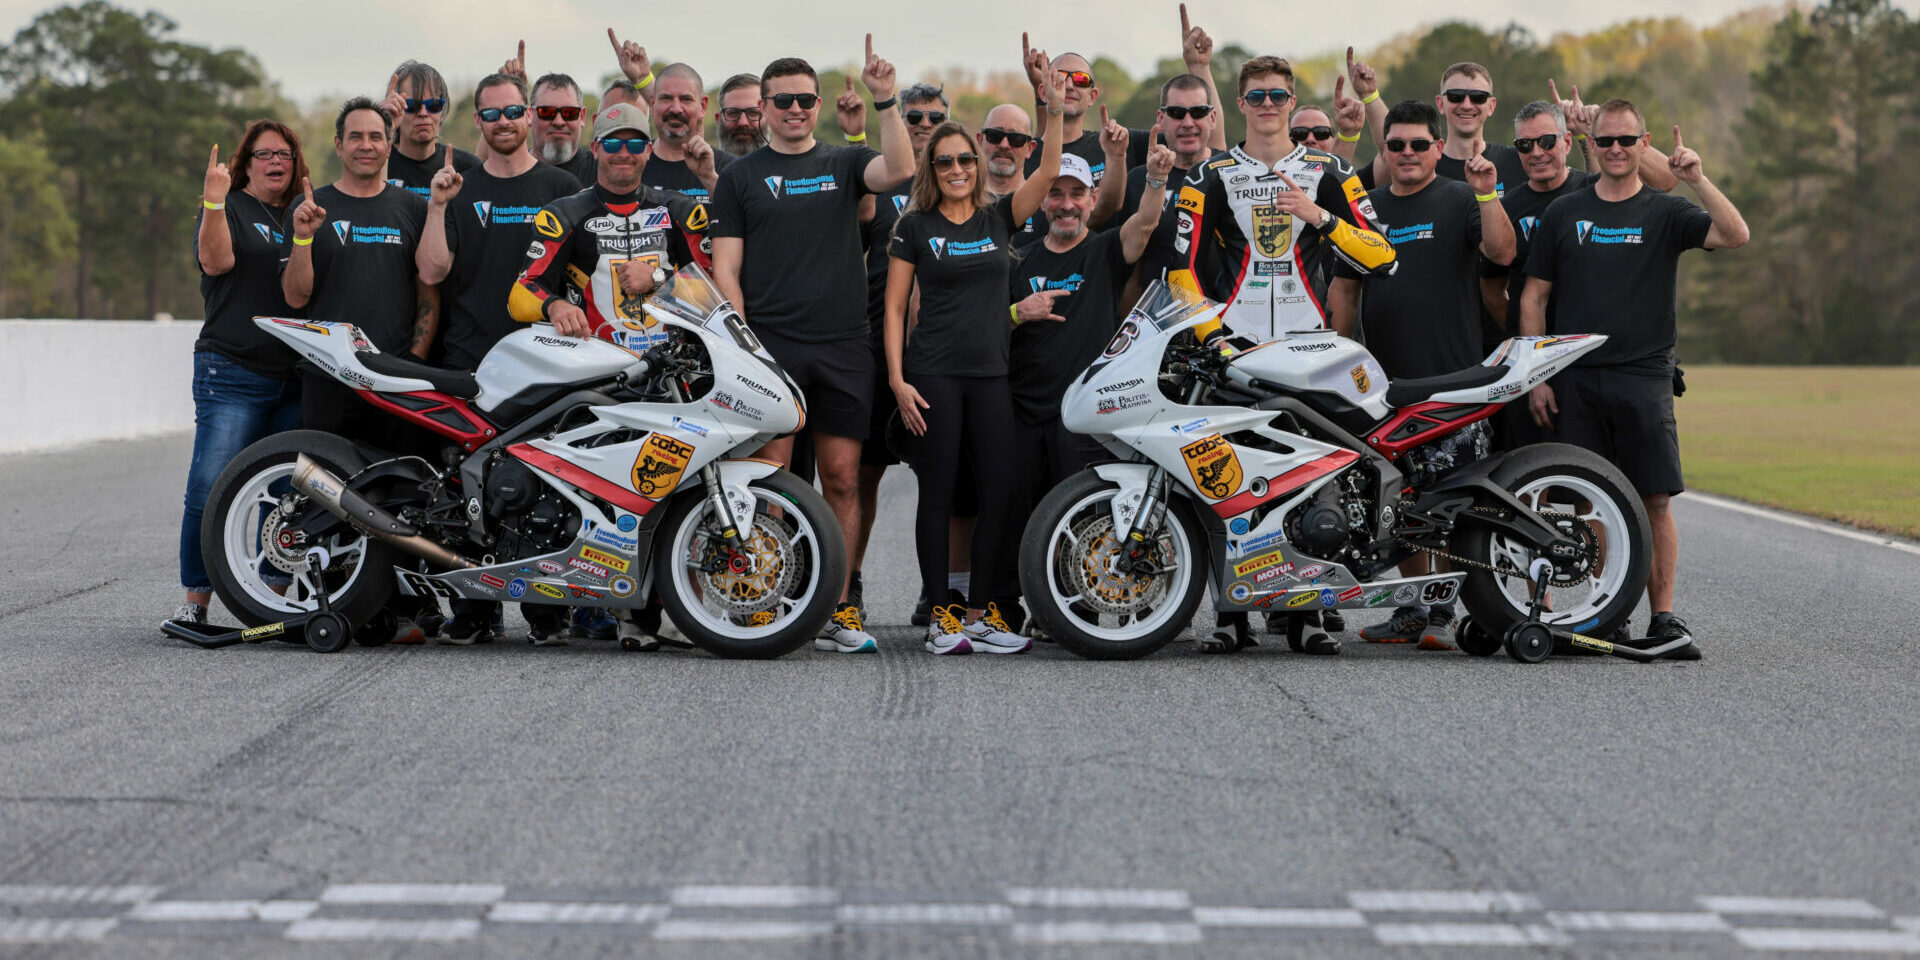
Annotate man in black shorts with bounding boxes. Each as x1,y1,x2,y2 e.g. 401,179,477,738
1521,99,1748,658
709,40,914,653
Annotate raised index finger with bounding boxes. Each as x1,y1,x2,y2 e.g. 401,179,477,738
1335,75,1345,100
1548,78,1561,103
607,27,622,55
516,39,525,64
865,33,874,61
1180,3,1191,35
209,143,221,167
302,176,314,204
1347,45,1355,73
1672,124,1684,149
387,73,399,97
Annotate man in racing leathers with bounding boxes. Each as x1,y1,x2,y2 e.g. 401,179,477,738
1168,56,1397,342
510,102,710,341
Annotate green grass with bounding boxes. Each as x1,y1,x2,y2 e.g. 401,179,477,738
1680,366,1920,539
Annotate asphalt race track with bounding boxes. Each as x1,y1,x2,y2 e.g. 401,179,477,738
2,433,1917,958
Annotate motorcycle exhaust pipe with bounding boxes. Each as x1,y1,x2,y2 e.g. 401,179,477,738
292,454,474,570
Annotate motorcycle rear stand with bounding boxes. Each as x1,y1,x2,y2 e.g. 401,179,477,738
159,548,362,653
1458,562,1694,663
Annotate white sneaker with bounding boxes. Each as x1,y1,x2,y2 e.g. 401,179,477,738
655,616,696,648
963,603,1032,654
815,603,878,653
617,618,660,651
171,602,207,625
924,605,972,655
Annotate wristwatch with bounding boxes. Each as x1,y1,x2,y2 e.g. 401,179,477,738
1317,208,1334,230
650,266,667,288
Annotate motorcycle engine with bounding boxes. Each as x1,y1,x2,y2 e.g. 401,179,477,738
1285,466,1377,560
483,459,580,560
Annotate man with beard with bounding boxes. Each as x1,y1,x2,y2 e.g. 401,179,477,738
531,73,596,188
413,74,582,644
715,74,768,157
378,60,479,198
643,63,729,201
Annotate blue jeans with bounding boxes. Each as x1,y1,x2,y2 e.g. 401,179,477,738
180,351,301,591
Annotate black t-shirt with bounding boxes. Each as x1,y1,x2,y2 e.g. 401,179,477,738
546,149,597,189
1435,143,1528,199
440,162,584,370
888,194,1019,378
194,193,301,379
1480,171,1598,325
1026,127,1152,185
1526,185,1714,374
1118,162,1188,282
285,184,427,353
385,143,480,200
1008,227,1133,423
711,142,880,343
864,184,912,341
1336,178,1484,381
643,150,736,203
1356,160,1377,192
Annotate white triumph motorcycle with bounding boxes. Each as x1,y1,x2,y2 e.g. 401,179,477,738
198,264,845,658
1018,281,1652,661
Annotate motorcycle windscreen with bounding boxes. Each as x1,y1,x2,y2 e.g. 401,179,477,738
1077,280,1223,386
642,263,777,364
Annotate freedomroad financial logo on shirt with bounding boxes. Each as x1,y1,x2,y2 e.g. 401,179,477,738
764,174,842,198
252,223,285,245
1029,272,1086,293
331,220,405,245
474,203,542,227
927,237,947,259
891,195,908,213
1385,222,1435,244
1519,216,1539,240
930,238,997,260
1574,220,1644,245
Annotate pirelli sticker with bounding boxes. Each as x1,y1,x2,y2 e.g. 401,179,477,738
578,545,630,574
631,432,693,498
1175,186,1204,213
1180,434,1242,501
533,209,564,239
1233,551,1286,578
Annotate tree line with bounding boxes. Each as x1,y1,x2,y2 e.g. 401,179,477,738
1,0,1913,364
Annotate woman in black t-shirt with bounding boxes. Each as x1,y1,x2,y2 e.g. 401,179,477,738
884,81,1062,654
173,119,310,627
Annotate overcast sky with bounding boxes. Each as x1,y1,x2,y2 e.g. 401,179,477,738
4,0,1913,102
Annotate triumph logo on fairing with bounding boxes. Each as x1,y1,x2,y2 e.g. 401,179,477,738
532,335,577,348
1096,378,1144,395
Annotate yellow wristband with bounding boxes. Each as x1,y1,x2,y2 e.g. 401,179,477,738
1360,90,1379,105
1009,303,1021,325
1574,133,1588,141
202,199,225,210
292,235,313,247
1475,191,1500,203
846,132,867,144
636,72,655,90
1336,131,1360,142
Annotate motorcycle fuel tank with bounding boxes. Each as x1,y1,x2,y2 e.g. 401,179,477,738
475,328,638,413
1226,331,1391,420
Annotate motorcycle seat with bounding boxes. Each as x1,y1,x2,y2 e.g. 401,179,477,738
356,351,480,400
1384,363,1509,408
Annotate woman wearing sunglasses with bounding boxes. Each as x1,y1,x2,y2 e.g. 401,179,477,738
173,120,312,626
885,69,1065,655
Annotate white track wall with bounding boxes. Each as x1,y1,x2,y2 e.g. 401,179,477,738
0,320,201,455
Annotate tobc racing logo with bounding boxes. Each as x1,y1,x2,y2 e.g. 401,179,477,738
631,433,694,497
1180,434,1243,501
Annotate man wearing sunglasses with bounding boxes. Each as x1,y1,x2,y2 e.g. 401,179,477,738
709,41,915,654
1170,56,1396,342
379,60,479,200
1427,62,1526,200
531,73,597,189
643,63,731,202
1520,99,1748,660
1112,74,1216,288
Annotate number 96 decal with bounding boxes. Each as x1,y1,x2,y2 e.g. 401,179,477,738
1419,579,1459,605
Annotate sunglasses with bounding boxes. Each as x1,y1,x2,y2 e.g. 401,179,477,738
1241,88,1293,107
1162,104,1214,120
932,152,978,171
905,110,947,126
597,135,652,154
981,128,1036,147
1442,88,1492,105
1385,138,1436,153
721,107,763,122
1513,134,1561,153
476,104,528,122
1057,70,1094,88
1591,134,1644,148
768,93,820,110
404,98,446,114
1289,125,1334,143
250,148,294,161
533,105,582,122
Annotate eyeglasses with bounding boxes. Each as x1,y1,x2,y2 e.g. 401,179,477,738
1591,134,1643,148
1241,88,1293,107
476,105,528,122
249,148,294,161
1289,125,1334,143
768,93,820,110
932,152,978,171
1057,70,1094,88
720,107,763,122
534,105,582,122
905,110,947,126
1513,134,1561,153
1161,104,1214,120
1384,138,1436,153
404,98,446,114
981,128,1036,147
1442,89,1492,105
597,135,652,154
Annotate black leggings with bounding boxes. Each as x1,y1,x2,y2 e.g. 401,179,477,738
908,375,1016,610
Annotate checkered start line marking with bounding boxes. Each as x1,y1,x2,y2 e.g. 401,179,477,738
1,885,1916,951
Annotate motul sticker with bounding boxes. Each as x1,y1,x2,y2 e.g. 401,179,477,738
1180,434,1243,500
631,433,693,497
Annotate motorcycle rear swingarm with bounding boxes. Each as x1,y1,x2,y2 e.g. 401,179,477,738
160,547,361,654
1456,558,1694,664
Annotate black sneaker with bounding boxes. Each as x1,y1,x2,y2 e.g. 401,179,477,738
848,570,865,619
416,607,447,638
1360,607,1428,643
571,607,617,641
991,598,1026,636
1650,612,1701,660
1419,605,1456,651
1321,609,1346,633
438,615,494,646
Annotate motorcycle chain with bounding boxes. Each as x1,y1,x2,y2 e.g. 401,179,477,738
1414,508,1595,587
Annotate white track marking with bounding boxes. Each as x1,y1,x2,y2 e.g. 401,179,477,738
319,883,504,905
127,900,317,922
1687,493,1920,557
1698,896,1885,918
1547,910,1731,932
285,918,479,940
1374,922,1570,946
1012,921,1204,943
837,903,1014,924
1349,890,1543,913
487,901,668,923
0,885,159,904
1734,928,1920,952
1193,906,1369,927
1006,887,1192,909
0,919,117,942
668,885,838,907
653,919,833,939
